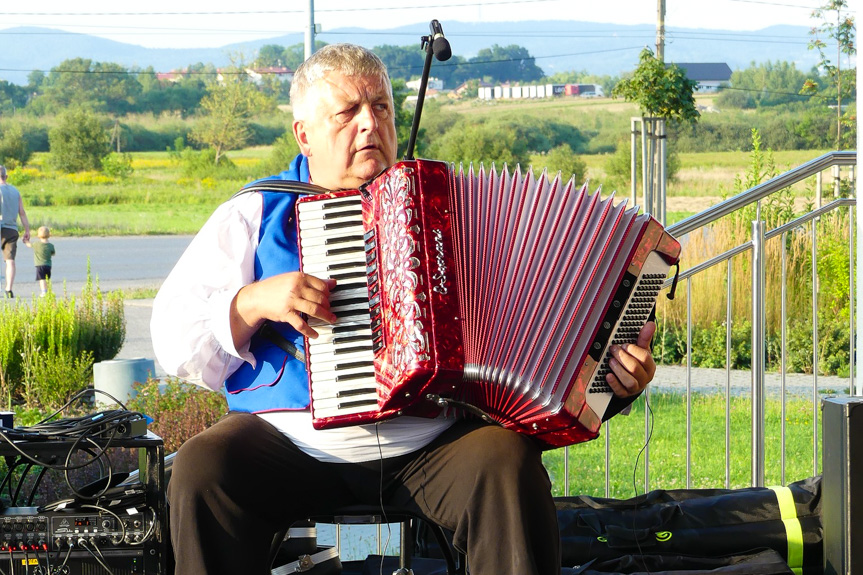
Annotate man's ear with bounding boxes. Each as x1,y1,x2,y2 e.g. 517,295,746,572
293,120,312,156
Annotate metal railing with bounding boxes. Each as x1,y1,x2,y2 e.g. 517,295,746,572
330,152,859,558
556,150,858,497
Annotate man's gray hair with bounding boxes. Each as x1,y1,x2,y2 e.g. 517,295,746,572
290,44,390,121
0,165,6,179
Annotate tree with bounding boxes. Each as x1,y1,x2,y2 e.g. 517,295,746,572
374,45,425,81
48,108,110,172
38,58,142,115
0,123,31,169
612,48,699,122
800,0,856,149
612,47,698,221
717,61,809,109
190,66,275,165
540,144,588,183
469,45,544,83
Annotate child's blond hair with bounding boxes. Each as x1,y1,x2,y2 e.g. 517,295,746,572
37,226,50,239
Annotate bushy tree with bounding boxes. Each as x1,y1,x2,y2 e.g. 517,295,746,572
37,58,142,115
428,119,530,167
48,108,110,172
190,65,275,165
613,48,699,122
375,44,425,81
539,143,588,183
717,61,809,109
469,44,544,83
0,123,31,169
800,0,856,149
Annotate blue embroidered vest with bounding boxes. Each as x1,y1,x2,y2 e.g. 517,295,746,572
224,154,314,413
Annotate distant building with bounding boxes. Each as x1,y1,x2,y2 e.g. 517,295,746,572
244,66,294,85
156,70,188,83
670,63,732,92
406,77,443,91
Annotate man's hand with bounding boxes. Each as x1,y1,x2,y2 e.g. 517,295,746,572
605,320,657,398
231,272,337,350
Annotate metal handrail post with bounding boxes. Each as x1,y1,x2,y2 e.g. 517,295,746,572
751,219,766,487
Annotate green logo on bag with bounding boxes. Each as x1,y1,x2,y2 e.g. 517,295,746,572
655,531,672,542
597,536,607,543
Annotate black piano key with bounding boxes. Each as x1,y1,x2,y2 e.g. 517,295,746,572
324,220,362,231
326,245,365,257
334,344,375,355
322,208,362,220
334,334,372,345
335,386,377,395
329,261,362,272
325,234,364,245
332,322,371,334
338,398,379,409
331,270,367,281
322,199,360,211
331,281,367,293
336,360,375,371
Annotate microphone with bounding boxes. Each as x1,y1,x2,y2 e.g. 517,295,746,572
429,19,452,61
404,19,452,160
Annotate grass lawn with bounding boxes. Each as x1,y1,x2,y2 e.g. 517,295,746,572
542,391,822,498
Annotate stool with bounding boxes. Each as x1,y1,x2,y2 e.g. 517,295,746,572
270,505,463,575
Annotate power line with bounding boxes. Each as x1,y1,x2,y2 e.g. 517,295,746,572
2,1,561,17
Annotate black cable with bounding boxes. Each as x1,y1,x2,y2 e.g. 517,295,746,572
629,394,655,574
25,466,49,506
78,539,115,575
11,463,34,507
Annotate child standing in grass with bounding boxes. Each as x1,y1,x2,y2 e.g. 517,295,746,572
25,226,55,296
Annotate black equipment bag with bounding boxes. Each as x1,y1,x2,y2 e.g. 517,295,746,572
556,476,821,574
562,548,795,575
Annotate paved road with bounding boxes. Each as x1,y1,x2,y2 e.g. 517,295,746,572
2,235,852,394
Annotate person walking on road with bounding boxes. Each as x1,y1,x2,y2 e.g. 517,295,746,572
0,165,31,298
24,226,55,297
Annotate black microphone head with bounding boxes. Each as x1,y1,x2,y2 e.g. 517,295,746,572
432,37,452,61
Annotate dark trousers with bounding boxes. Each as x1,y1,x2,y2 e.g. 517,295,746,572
168,412,561,575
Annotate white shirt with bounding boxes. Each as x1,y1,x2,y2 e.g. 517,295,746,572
150,191,454,463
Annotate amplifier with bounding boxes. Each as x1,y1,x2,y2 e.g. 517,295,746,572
821,396,863,575
0,506,157,575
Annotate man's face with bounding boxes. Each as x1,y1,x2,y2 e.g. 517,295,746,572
294,71,398,190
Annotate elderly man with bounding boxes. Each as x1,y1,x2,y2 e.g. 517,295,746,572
151,44,656,575
0,165,31,298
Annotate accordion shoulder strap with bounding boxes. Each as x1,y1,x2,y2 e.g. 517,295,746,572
232,179,330,199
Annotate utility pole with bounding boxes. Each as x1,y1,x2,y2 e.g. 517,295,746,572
305,0,316,61
656,0,665,61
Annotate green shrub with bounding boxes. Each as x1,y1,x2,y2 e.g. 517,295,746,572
0,123,31,168
101,151,134,178
48,108,110,173
0,272,125,410
127,378,227,453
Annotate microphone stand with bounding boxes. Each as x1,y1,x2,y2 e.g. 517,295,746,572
403,33,436,161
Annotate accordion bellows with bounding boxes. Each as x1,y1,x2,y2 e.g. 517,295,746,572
297,159,680,449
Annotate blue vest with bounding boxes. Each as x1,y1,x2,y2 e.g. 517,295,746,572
224,154,314,413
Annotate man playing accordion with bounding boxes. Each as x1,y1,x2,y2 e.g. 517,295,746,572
151,43,657,575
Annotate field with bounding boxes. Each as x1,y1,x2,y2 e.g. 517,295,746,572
17,146,835,237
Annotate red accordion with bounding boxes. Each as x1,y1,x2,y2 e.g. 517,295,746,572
296,159,680,449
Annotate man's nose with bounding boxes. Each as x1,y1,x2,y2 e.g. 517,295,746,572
356,104,378,131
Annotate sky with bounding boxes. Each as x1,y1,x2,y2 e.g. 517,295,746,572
2,0,852,50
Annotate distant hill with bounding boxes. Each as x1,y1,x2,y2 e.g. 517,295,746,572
0,21,820,86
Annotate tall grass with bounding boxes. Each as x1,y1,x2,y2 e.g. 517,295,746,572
0,272,125,409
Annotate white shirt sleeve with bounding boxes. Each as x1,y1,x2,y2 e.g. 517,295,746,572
150,193,263,391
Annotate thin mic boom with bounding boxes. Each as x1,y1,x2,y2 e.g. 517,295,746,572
404,20,451,161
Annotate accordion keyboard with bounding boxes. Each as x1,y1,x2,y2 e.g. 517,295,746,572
297,195,380,419
584,250,670,419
